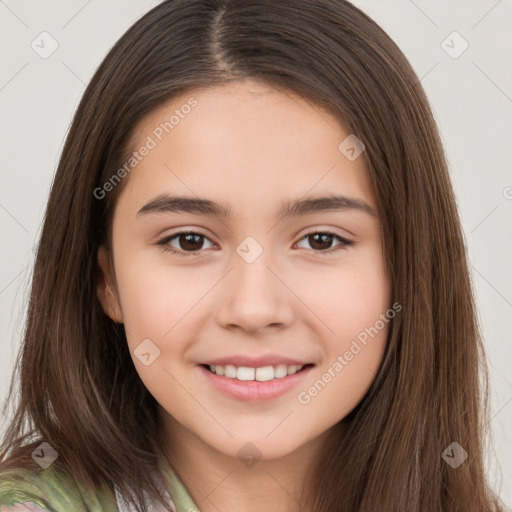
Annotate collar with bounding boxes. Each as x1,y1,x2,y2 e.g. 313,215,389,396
114,452,200,512
158,451,201,511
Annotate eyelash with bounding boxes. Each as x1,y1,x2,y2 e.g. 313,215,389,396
156,229,354,257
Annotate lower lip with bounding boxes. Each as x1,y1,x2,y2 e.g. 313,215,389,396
198,364,314,402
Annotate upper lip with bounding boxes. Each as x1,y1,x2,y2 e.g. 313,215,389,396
200,354,314,368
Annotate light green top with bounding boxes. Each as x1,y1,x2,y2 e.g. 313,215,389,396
0,451,200,511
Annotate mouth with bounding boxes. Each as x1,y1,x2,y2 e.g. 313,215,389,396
200,363,314,381
198,363,315,401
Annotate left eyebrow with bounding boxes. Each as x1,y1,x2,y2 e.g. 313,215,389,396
136,194,378,219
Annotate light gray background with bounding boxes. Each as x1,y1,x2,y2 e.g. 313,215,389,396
1,0,511,506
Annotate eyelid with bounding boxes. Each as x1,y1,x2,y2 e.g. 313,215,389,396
297,226,353,243
294,229,354,253
157,227,354,257
156,228,217,256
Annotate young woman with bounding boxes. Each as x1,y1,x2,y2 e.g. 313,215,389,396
0,0,506,511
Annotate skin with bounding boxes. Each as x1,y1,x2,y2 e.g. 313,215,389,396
97,79,391,512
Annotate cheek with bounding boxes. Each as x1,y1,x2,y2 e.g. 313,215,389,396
293,250,390,410
113,259,203,407
296,295,390,428
294,247,391,343
114,254,205,345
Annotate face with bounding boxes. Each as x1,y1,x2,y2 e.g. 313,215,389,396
97,79,392,462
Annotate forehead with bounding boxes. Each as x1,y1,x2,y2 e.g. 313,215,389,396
116,79,375,218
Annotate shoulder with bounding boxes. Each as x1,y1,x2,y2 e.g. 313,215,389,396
1,503,48,511
0,463,77,511
0,463,117,512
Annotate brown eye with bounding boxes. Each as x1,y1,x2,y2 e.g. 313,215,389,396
296,231,353,254
158,231,216,256
176,233,206,251
307,233,335,250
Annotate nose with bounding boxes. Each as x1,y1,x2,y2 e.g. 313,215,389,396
215,249,295,334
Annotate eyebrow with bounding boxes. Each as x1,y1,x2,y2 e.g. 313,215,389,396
136,194,378,219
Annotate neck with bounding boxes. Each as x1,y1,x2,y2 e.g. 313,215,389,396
158,414,341,512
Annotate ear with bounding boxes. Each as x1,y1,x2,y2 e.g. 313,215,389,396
97,245,124,323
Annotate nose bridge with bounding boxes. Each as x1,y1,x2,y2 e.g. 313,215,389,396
232,235,279,304
235,245,273,291
215,235,293,331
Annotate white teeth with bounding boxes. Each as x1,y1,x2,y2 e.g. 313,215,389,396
255,366,274,381
274,364,288,378
237,367,255,380
224,364,237,379
288,365,300,375
207,363,306,381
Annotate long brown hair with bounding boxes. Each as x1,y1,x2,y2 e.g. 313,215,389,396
0,0,505,510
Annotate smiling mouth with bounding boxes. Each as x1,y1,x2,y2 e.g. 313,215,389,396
200,363,314,382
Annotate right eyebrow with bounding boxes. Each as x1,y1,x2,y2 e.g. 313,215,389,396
136,193,378,219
